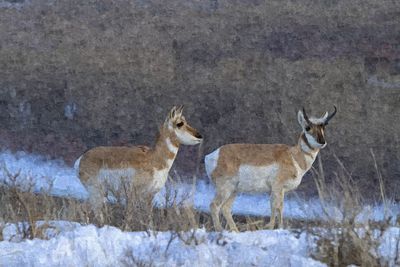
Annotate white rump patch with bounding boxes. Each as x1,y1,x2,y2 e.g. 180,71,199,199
165,137,178,154
204,148,220,178
237,164,279,193
74,156,82,176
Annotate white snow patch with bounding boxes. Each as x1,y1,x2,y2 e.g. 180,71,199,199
0,150,398,224
0,222,326,267
378,227,400,267
0,150,88,199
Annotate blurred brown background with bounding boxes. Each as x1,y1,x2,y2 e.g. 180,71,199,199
0,0,399,197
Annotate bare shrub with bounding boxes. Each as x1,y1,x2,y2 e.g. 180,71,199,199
110,179,202,232
309,152,394,267
0,160,208,242
0,163,95,240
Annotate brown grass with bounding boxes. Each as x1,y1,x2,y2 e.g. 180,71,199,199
307,151,395,267
0,151,399,266
0,165,213,241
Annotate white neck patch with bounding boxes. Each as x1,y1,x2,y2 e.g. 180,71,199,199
300,136,315,155
305,133,325,149
165,137,178,154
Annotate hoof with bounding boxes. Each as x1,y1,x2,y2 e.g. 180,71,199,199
265,222,275,230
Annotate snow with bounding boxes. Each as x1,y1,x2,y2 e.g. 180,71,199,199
378,227,400,267
0,222,325,267
0,151,88,199
155,179,326,220
0,150,399,224
0,150,399,266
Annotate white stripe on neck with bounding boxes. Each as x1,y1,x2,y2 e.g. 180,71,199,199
166,137,178,154
300,136,315,157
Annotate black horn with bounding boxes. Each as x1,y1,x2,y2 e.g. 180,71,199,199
302,107,312,125
324,105,337,125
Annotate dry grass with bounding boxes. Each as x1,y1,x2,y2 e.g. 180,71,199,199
307,151,397,267
0,164,212,241
0,150,399,266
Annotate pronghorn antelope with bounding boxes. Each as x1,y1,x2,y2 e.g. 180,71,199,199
205,106,337,231
75,106,202,218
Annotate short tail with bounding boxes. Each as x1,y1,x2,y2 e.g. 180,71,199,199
73,155,82,176
204,148,220,183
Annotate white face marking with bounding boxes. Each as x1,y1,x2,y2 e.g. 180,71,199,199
175,129,201,145
237,164,279,193
204,148,220,177
165,137,179,154
305,133,326,149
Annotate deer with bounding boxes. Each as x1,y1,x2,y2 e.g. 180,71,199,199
205,106,337,231
74,105,203,222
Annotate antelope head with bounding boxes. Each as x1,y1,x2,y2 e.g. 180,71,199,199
165,105,203,145
297,106,337,149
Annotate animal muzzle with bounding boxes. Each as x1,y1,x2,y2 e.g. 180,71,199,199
194,132,203,140
317,135,326,147
187,126,203,141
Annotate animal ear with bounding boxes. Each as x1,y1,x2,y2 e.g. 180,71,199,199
321,111,328,121
297,110,307,128
176,105,184,116
169,106,177,119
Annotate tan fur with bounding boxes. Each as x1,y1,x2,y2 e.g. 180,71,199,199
76,106,202,221
79,127,179,193
207,107,336,231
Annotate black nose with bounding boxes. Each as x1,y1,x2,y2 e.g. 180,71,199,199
195,133,202,139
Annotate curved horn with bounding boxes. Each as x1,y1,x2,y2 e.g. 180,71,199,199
302,107,312,125
324,105,337,125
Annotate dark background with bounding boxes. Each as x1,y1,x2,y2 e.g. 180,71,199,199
0,0,399,197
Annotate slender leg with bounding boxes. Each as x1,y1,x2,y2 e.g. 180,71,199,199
266,188,284,229
277,190,285,229
266,193,276,229
210,188,233,232
221,193,239,232
87,182,106,225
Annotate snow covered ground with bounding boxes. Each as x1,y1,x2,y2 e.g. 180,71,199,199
0,221,326,267
0,150,398,223
0,150,400,266
0,151,88,199
0,220,400,267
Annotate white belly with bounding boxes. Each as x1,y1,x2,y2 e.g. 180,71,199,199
97,168,136,191
236,164,279,193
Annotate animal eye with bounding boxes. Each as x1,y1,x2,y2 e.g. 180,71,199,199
177,122,184,128
305,126,311,131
